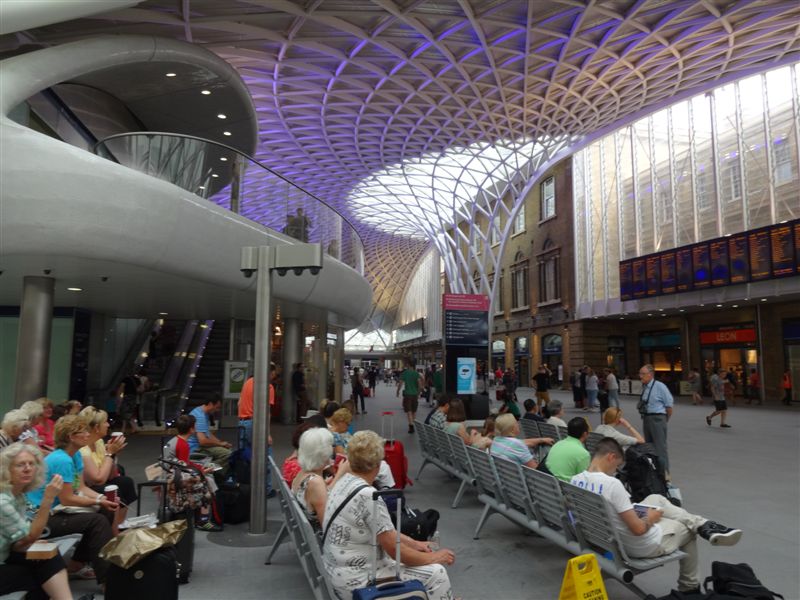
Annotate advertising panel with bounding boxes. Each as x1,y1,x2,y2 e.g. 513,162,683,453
456,357,477,394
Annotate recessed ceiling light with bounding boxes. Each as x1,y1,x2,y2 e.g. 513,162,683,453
201,90,211,95
679,309,685,312
211,173,219,178
67,287,82,292
220,157,228,161
165,72,177,77
716,304,723,307
732,304,739,308
699,304,705,307
198,186,205,190
760,298,767,302
647,313,653,316
658,308,664,311
217,113,227,119
159,312,169,316
223,131,232,136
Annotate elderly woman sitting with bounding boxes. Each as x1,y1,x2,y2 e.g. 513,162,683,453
322,430,457,600
595,407,645,451
0,443,71,600
291,428,349,532
0,410,30,450
18,401,48,450
33,399,56,450
490,414,554,468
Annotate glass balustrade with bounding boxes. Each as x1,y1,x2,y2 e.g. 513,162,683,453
94,132,365,274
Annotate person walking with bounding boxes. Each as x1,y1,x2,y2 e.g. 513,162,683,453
605,368,620,408
584,368,599,411
396,359,423,434
745,368,761,405
782,369,792,405
351,367,366,415
706,368,731,428
688,367,703,405
637,364,673,476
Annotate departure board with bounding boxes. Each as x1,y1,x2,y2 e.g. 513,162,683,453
660,252,676,294
618,218,799,300
692,244,711,289
728,234,749,284
646,256,661,296
676,248,693,293
632,259,647,299
771,224,795,277
748,229,771,281
795,222,800,274
620,262,633,301
710,239,730,286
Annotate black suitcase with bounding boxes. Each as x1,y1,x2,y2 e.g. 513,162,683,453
220,483,250,524
105,546,179,600
165,510,195,584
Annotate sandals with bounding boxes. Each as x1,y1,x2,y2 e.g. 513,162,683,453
69,565,96,580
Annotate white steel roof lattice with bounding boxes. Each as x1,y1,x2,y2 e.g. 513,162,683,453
5,0,800,332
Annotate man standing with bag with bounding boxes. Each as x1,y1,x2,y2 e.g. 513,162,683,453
637,364,673,476
396,359,423,434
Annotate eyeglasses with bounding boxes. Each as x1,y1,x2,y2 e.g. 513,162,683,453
11,460,36,470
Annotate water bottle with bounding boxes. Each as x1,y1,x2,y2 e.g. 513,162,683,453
428,530,441,551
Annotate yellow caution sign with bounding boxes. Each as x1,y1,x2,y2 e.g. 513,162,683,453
558,554,608,600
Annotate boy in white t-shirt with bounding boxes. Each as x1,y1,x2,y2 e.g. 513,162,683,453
570,437,742,593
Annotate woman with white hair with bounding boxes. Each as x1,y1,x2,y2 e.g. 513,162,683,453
0,443,71,600
291,428,349,532
0,410,30,450
18,401,46,449
323,430,457,600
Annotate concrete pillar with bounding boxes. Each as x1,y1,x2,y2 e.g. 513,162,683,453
281,318,302,424
14,276,54,406
333,327,344,405
316,321,328,405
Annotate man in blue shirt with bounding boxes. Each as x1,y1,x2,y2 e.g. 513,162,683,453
637,364,674,475
189,397,232,475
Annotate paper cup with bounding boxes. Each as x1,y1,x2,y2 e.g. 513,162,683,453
110,432,123,440
103,484,119,503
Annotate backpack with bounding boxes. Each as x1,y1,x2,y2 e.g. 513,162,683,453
619,443,670,503
703,562,784,599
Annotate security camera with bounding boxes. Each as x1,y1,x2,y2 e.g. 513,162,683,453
309,267,320,275
241,269,255,278
43,269,52,275
276,268,288,276
293,267,303,276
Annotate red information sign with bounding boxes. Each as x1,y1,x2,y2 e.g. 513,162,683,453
699,327,757,345
442,294,490,311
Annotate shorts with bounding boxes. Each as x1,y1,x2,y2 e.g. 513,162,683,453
714,400,728,411
535,391,550,404
402,394,419,414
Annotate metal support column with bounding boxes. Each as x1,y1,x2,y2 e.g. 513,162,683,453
282,319,302,424
14,276,54,406
317,321,328,405
250,246,272,534
334,327,344,405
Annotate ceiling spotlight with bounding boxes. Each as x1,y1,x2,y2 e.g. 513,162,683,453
201,90,211,95
159,312,169,316
699,304,705,307
165,72,177,77
211,173,219,178
220,157,228,161
658,308,664,311
223,131,232,136
732,304,739,308
679,309,685,312
716,304,723,307
760,298,767,302
67,287,82,292
217,113,227,119
647,313,653,316
198,186,205,190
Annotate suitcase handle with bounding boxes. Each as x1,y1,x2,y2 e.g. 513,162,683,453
381,412,394,441
370,488,404,583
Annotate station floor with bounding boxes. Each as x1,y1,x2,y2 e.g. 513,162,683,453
72,384,800,600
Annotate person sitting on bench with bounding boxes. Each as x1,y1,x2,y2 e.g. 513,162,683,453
571,437,742,594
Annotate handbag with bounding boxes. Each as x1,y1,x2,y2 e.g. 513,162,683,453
703,561,784,599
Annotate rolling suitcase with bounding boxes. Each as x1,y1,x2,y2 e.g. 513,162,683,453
220,482,251,524
105,546,180,600
352,489,428,600
381,412,411,488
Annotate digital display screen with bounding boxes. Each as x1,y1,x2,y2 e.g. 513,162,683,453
748,229,771,281
710,239,730,286
632,259,647,299
692,244,711,289
618,219,799,300
620,262,633,301
660,252,676,294
771,224,795,277
676,248,693,293
728,234,749,284
646,256,661,296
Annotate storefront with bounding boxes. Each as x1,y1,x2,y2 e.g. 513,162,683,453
492,339,506,371
607,336,627,378
699,324,758,395
639,330,682,393
541,334,563,386
782,320,800,403
514,336,530,384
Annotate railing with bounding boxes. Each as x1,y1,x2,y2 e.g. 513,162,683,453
93,132,365,274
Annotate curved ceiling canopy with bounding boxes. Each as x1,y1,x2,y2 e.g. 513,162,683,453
5,0,800,330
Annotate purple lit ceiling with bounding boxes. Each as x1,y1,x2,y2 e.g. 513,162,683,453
9,0,800,333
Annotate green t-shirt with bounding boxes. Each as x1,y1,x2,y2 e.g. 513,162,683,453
432,370,444,394
400,369,420,396
544,436,590,482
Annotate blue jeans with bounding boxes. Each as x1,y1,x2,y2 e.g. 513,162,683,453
607,389,620,408
586,389,598,408
238,418,272,492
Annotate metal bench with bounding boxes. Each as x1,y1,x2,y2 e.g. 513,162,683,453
584,431,605,455
443,430,477,508
560,480,686,598
519,418,541,439
464,445,508,539
425,426,476,508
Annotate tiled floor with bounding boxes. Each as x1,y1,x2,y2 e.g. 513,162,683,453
73,383,800,600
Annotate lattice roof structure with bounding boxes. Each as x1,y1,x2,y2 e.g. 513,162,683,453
6,0,800,335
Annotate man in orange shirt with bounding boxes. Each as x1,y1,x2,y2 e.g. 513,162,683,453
238,372,276,496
